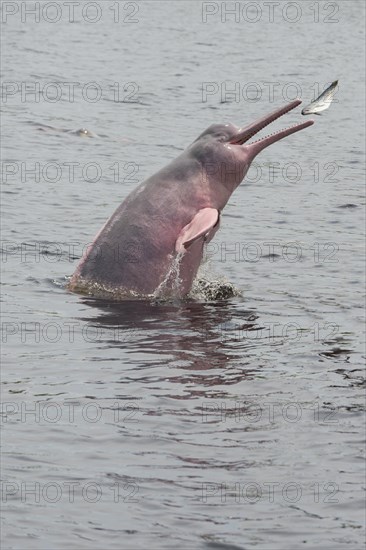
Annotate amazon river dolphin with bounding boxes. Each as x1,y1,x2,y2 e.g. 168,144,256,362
69,99,314,299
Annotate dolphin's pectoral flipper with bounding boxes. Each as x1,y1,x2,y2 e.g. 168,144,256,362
175,208,220,253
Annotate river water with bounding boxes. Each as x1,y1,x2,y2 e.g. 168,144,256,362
1,1,365,548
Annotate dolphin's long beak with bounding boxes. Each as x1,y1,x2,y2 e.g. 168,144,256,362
230,99,314,155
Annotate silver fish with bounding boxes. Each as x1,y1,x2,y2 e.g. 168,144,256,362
302,80,338,115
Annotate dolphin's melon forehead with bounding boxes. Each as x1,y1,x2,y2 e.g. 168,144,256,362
195,122,239,142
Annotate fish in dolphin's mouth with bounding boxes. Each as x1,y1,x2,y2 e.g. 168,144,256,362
229,99,314,150
301,80,338,115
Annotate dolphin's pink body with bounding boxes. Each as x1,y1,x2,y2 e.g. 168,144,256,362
69,100,314,298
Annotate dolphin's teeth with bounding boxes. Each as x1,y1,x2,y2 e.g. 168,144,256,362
248,123,306,145
244,100,299,143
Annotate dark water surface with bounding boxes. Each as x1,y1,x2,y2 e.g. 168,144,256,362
1,1,365,548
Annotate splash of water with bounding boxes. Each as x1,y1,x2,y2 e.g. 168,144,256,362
153,251,185,299
190,263,242,300
68,251,241,302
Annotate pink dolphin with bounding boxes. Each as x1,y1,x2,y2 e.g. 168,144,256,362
69,99,314,298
